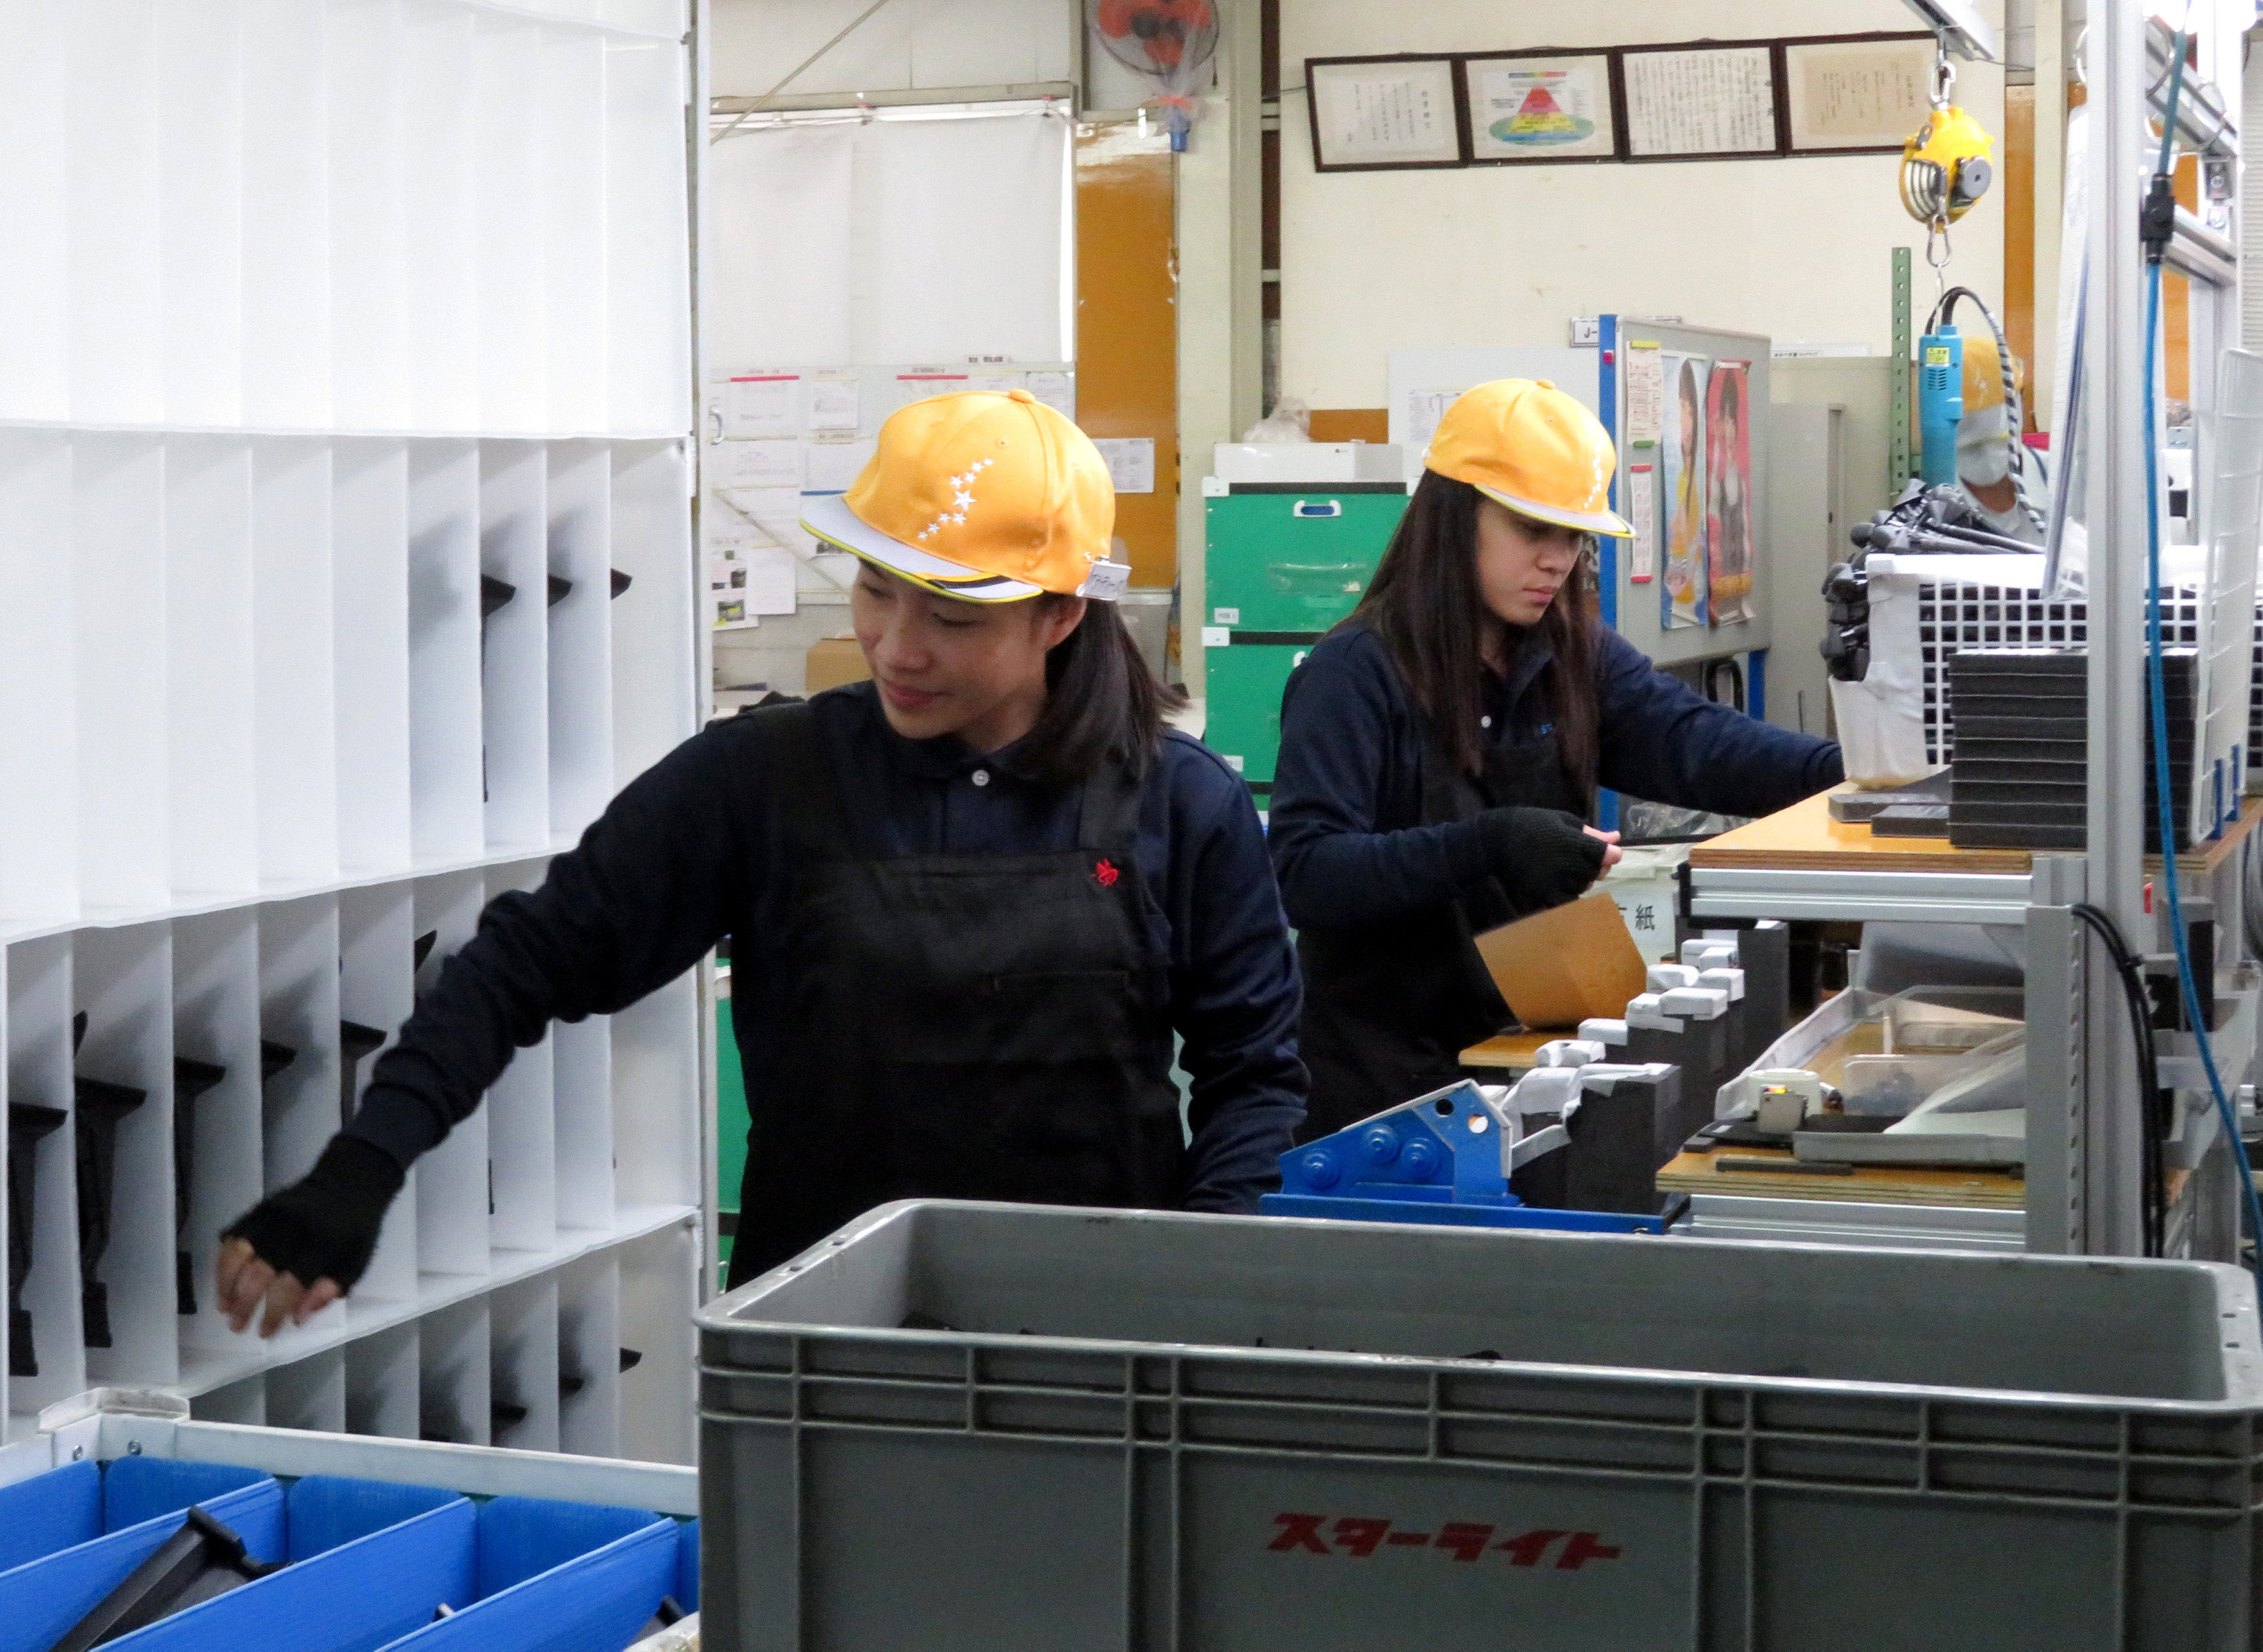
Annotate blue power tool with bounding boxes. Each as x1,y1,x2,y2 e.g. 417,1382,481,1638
1260,1050,1688,1236
1918,321,1964,486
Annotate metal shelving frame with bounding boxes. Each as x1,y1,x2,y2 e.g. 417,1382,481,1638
1682,0,2255,1261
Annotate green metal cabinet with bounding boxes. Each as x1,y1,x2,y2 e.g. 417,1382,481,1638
1202,643,1311,789
1202,482,1406,789
1201,484,1407,633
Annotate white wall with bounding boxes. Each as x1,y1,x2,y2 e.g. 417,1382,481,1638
709,0,1073,99
1280,0,2007,409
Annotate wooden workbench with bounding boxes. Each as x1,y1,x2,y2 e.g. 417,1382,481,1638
1459,1031,1555,1074
1688,786,2263,878
1657,1146,2029,1208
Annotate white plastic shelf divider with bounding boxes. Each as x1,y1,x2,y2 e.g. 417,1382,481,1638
72,922,178,1388
0,433,76,928
0,0,700,1468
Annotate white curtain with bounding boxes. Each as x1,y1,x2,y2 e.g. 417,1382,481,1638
705,106,1071,372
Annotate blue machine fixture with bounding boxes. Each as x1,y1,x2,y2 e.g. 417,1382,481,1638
1260,1055,1686,1236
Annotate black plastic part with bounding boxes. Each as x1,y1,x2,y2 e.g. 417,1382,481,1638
8,1102,65,1378
546,574,573,606
259,1041,297,1082
72,1011,88,1055
492,1401,530,1431
339,1020,387,1129
49,1506,279,1651
609,568,633,599
619,1347,643,1373
480,575,517,619
1625,1014,1733,1140
1794,1115,1899,1137
2141,171,2178,263
559,1372,587,1400
1725,923,1792,1079
413,930,438,974
73,1075,147,1349
171,1058,228,1318
1558,1077,1662,1215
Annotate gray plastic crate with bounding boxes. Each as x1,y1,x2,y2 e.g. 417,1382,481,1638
697,1201,2263,1651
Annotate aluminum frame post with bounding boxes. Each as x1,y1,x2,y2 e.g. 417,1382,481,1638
2026,854,2088,1252
2081,0,2151,1256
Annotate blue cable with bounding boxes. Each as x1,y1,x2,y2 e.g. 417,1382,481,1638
2142,257,2263,1278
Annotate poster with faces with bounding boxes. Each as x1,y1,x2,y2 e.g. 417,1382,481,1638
1658,352,1710,629
1704,361,1755,625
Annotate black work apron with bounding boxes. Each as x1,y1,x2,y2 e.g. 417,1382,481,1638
1295,710,1583,1143
724,705,1183,1288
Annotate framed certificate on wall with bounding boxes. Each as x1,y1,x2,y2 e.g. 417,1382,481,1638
1620,41,1781,161
1785,34,1936,153
1307,54,1466,171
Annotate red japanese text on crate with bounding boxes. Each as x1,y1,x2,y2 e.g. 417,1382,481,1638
1267,1515,1620,1569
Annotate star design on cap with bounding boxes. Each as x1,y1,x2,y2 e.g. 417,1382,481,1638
919,456,996,541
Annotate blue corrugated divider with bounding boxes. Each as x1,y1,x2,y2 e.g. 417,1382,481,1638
473,1495,661,1596
284,1475,459,1562
0,1459,101,1571
374,1519,678,1652
0,1477,284,1652
104,1458,272,1531
674,1518,698,1608
106,1497,478,1652
0,1464,686,1652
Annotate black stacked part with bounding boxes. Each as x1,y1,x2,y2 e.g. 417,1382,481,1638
50,1506,280,1651
1947,649,2198,853
74,1075,147,1350
8,1103,66,1377
339,1020,387,1129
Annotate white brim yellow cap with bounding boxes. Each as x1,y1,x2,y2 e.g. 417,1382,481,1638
1472,482,1636,539
802,491,1045,604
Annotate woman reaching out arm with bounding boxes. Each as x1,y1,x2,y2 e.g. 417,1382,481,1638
1268,379,1842,1140
217,390,1306,1334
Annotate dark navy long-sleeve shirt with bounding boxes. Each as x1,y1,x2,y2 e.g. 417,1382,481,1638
1269,623,1843,932
345,683,1307,1214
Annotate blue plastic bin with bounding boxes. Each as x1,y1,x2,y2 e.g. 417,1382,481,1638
89,1480,691,1652
0,1435,698,1652
0,1466,283,1652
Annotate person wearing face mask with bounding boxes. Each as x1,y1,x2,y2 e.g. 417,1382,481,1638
1954,333,2044,542
213,390,1307,1336
1267,380,1844,1139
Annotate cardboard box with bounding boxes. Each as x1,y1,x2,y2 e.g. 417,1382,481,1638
1473,890,1649,1031
805,635,869,694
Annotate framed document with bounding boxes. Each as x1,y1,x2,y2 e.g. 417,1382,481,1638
1620,41,1781,161
1460,50,1621,164
1306,54,1465,171
1785,33,1936,153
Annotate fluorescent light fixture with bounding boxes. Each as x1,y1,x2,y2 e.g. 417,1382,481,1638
1900,0,2000,62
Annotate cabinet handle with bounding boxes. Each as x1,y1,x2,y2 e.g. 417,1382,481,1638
1291,499,1342,517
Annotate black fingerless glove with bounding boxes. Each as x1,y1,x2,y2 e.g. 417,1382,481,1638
221,1136,405,1293
1474,806,1609,912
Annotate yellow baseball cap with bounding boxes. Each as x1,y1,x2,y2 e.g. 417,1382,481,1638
1425,378,1634,538
802,391,1130,603
1960,330,2009,414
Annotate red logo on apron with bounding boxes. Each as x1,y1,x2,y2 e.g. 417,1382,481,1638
1094,859,1121,887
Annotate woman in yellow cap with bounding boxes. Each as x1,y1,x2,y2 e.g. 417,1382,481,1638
213,391,1307,1333
1270,379,1841,1138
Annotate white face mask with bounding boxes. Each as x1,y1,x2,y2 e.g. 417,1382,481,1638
1958,402,2011,486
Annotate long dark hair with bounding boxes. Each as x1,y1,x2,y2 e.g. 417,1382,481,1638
1018,596,1186,786
1344,471,1601,803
